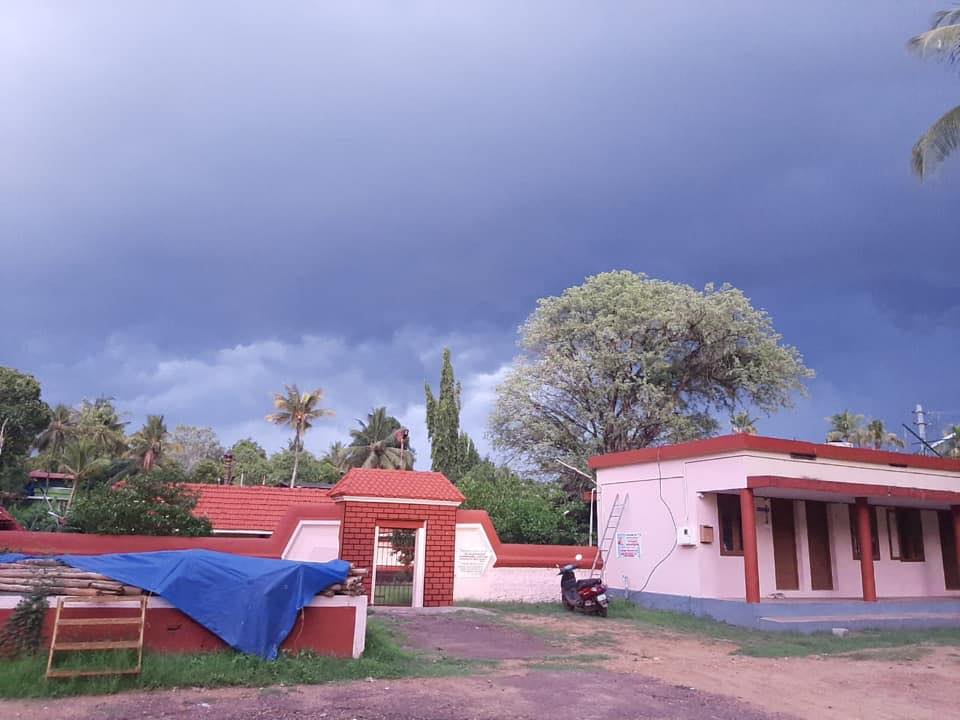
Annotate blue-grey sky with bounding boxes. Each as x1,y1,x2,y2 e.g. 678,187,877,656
3,2,959,461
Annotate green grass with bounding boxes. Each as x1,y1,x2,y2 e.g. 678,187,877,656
0,619,481,699
463,601,960,659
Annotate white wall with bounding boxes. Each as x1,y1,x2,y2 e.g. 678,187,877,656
596,451,960,600
451,522,590,602
281,520,341,562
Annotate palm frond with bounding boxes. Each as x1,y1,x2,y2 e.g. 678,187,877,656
912,104,960,178
908,24,960,62
932,8,960,29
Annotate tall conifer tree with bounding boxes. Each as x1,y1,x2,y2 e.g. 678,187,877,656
425,349,477,481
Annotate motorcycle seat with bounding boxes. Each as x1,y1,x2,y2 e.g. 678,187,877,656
576,578,603,589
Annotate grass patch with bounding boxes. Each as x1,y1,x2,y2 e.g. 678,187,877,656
844,646,930,662
0,619,481,699
463,601,960,659
523,660,601,672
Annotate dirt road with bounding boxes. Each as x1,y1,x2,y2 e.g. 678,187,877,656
2,607,956,720
0,670,782,720
500,611,960,720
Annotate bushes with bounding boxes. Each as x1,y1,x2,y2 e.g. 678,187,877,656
0,589,48,658
67,467,212,536
459,461,582,545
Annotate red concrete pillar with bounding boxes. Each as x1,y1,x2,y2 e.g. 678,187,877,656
855,497,877,602
952,505,960,585
740,488,760,604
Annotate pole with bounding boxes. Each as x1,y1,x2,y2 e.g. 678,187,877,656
914,404,927,456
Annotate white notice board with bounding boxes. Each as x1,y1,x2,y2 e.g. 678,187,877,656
615,532,642,559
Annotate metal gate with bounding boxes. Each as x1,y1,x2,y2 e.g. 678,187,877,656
373,527,416,606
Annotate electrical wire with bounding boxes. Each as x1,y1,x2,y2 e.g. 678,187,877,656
636,446,678,594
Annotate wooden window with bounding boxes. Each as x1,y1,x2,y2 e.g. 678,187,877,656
717,494,743,556
848,505,880,561
889,508,925,563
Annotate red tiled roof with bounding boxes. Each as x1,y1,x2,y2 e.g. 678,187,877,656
0,507,23,531
184,484,332,532
329,468,465,503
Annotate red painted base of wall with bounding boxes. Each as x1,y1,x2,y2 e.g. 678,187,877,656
0,603,358,658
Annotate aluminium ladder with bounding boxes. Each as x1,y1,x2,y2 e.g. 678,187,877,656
590,493,628,578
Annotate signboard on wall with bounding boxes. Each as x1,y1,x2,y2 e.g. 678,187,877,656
615,532,642,559
455,548,494,578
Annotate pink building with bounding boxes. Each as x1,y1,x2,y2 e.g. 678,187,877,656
590,435,960,631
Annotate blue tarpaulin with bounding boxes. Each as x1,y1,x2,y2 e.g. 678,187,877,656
0,550,350,659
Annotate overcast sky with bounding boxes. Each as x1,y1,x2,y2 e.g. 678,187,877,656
3,2,959,464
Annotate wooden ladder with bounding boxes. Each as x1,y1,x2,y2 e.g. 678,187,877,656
46,596,148,679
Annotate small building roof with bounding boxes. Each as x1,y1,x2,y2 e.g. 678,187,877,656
329,468,465,504
588,433,960,474
185,484,332,533
28,470,77,482
0,507,23,531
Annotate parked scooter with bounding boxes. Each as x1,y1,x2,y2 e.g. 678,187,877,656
559,554,608,617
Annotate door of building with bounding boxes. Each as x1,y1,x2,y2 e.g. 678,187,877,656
805,501,834,590
771,499,799,590
937,511,960,591
372,527,418,607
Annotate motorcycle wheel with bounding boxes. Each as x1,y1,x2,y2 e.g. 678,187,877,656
598,606,608,618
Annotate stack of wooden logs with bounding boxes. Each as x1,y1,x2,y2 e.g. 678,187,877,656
0,559,143,597
0,558,368,598
320,565,367,597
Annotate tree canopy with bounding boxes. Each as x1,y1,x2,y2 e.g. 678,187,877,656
229,438,271,484
458,461,581,545
0,368,51,491
425,348,480,482
168,425,223,474
908,9,960,178
349,407,414,470
67,466,212,536
826,411,905,451
490,272,812,473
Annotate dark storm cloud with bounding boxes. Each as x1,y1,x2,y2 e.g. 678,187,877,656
2,1,959,445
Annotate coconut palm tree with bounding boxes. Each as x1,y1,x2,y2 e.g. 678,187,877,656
128,415,169,472
34,404,75,457
826,410,865,444
864,419,906,451
730,412,758,435
942,424,960,457
349,407,414,470
265,386,334,487
61,437,111,510
908,9,960,178
324,441,352,477
74,397,128,456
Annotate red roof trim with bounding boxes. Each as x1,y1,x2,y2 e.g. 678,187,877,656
747,475,960,506
588,434,960,473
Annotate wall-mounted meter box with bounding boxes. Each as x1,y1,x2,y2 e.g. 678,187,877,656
676,526,697,547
